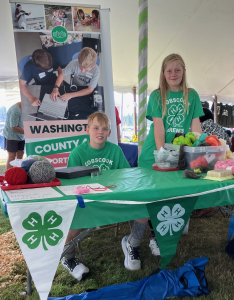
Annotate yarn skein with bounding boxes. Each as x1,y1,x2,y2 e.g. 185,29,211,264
29,161,55,183
4,167,28,185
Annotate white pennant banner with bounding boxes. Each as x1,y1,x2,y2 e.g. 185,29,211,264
7,199,78,300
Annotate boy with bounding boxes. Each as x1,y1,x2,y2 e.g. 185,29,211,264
50,47,100,103
19,49,62,107
62,111,130,280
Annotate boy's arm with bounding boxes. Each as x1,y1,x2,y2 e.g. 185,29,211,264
60,87,94,102
50,73,65,101
19,79,41,106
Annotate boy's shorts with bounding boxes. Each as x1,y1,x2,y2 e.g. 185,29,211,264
4,138,25,153
62,19,67,23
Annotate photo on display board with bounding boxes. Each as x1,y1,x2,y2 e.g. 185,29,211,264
72,7,100,33
44,5,73,32
10,3,45,31
14,30,104,122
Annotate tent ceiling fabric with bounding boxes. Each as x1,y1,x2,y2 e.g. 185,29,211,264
2,0,234,99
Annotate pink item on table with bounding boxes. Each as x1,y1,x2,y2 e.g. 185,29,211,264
74,186,90,194
215,159,234,174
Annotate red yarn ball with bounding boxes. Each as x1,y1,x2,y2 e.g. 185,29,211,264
4,167,28,185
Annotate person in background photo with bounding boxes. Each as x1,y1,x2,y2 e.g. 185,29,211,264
15,3,31,29
19,49,63,107
3,102,24,170
61,10,67,28
50,47,100,102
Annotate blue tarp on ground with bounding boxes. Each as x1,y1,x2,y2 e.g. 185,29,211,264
48,257,209,300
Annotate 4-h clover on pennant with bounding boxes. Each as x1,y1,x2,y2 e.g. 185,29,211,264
156,204,185,236
22,211,63,251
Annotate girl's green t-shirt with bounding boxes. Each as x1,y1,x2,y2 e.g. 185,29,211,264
138,89,204,167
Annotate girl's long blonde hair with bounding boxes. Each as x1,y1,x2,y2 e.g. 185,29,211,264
154,53,190,118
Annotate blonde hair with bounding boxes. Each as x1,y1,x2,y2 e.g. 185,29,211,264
78,47,97,68
87,111,111,128
153,53,190,118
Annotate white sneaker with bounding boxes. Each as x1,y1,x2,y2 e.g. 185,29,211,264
121,236,141,271
61,257,89,281
149,238,160,256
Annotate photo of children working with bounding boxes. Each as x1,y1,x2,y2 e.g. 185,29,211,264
19,46,102,121
44,5,73,31
73,7,100,32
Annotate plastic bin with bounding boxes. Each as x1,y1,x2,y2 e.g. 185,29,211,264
164,143,180,151
184,145,229,170
154,149,179,169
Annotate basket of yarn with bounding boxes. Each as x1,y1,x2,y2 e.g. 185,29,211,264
1,155,60,190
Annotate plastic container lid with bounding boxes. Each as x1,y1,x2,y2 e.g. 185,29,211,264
184,145,229,153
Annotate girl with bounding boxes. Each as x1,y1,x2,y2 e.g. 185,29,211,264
91,10,99,26
121,53,204,271
77,9,85,21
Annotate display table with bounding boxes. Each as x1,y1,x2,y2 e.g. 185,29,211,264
2,167,234,226
1,167,234,298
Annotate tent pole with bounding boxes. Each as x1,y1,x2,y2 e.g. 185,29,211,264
214,94,218,123
132,86,137,136
138,0,148,154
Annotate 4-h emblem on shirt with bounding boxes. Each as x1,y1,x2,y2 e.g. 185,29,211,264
167,104,184,127
22,211,63,250
156,204,185,236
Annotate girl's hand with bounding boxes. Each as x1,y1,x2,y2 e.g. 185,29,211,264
152,163,157,167
60,93,72,102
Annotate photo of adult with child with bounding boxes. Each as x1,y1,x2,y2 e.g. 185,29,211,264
73,7,100,32
44,5,73,31
11,3,45,30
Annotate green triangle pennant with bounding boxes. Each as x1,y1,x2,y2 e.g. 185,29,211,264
146,196,198,269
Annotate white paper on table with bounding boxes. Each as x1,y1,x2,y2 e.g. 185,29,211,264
57,183,113,196
6,187,63,202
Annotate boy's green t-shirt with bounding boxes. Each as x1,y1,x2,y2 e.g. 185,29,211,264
67,140,130,170
138,89,204,167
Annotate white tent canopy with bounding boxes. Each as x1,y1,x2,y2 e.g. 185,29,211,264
1,0,234,102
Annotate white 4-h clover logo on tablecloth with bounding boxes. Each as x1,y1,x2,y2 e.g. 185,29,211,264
156,204,185,236
22,211,63,250
167,104,184,127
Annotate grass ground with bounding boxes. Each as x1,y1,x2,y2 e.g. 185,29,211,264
1,208,234,300
0,159,6,175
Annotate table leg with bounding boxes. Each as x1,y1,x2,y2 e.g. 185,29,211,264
27,268,32,295
61,227,96,259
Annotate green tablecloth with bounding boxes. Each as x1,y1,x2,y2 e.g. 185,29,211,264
2,167,234,268
2,167,234,230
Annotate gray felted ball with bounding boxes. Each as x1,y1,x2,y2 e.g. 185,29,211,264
29,161,55,183
21,159,37,169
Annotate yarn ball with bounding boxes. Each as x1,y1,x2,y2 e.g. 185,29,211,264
21,166,30,173
28,155,49,162
28,161,55,183
4,167,28,185
21,159,37,169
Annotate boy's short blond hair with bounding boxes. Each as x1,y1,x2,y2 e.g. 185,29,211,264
87,112,111,128
78,47,97,68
